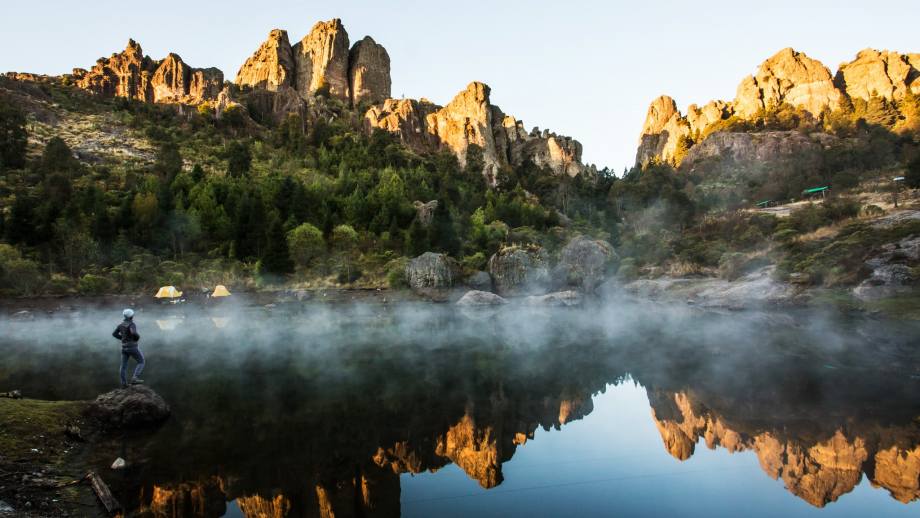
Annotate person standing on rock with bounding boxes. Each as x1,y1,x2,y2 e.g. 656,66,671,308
112,309,144,387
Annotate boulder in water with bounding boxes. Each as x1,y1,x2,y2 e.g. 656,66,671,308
523,290,582,307
552,236,616,291
85,385,170,429
457,290,508,306
488,245,550,296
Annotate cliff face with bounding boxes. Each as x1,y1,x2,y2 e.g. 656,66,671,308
836,49,920,102
74,40,222,104
235,19,389,108
366,81,589,182
635,47,920,167
292,18,351,101
234,29,295,91
348,36,391,106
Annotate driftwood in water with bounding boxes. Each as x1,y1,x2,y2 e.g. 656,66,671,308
87,471,121,515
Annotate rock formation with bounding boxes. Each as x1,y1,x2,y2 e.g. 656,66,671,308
366,82,588,182
84,385,171,429
488,244,550,296
234,29,295,91
349,36,391,106
74,39,222,104
733,47,841,119
635,46,920,166
405,252,460,296
292,19,351,100
836,49,920,102
235,19,390,108
552,236,615,291
636,95,691,165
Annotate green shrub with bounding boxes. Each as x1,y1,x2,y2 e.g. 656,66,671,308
78,274,113,295
461,252,487,272
385,258,409,289
616,258,639,281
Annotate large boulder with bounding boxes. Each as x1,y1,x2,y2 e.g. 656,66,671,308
85,385,170,429
488,245,550,296
406,253,459,293
553,236,615,291
457,290,508,306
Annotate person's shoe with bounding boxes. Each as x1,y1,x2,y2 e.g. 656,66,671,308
130,378,144,385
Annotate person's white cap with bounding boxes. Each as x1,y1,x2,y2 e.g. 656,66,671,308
123,308,135,319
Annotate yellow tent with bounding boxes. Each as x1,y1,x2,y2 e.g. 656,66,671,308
211,285,231,297
155,286,183,298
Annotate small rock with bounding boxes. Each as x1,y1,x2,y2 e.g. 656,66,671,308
465,271,492,290
0,500,14,513
111,457,126,470
64,425,83,441
11,310,33,321
0,390,22,399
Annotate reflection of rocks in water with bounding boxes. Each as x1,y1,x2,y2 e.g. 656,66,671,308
236,493,290,518
648,390,920,507
140,465,399,517
872,445,920,503
436,412,503,488
146,478,226,517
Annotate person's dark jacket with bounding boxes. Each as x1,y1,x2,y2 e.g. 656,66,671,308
113,319,140,347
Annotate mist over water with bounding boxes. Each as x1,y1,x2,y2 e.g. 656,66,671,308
1,297,919,516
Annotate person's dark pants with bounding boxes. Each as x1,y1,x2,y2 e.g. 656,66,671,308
120,346,145,386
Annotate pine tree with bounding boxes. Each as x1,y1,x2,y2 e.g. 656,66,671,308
261,217,294,274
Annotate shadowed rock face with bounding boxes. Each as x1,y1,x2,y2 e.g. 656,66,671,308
74,40,222,104
488,244,550,296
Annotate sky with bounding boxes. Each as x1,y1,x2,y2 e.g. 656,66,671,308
2,0,919,172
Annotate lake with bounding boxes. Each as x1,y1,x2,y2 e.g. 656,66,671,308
1,298,919,517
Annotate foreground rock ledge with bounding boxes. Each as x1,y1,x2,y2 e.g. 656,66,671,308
85,385,170,429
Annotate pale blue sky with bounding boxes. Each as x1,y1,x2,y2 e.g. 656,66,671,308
3,1,918,171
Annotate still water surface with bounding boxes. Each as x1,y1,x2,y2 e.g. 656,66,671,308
2,299,919,517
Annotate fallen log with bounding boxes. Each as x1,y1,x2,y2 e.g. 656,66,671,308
87,471,121,515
